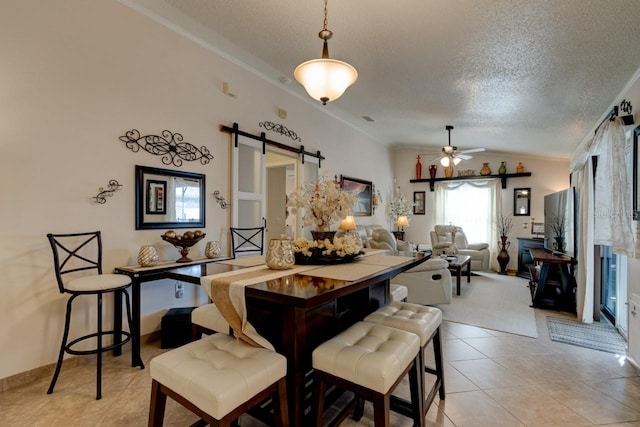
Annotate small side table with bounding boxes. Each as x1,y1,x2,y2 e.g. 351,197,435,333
392,231,405,241
447,255,472,295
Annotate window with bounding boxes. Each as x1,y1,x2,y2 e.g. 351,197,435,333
435,180,501,247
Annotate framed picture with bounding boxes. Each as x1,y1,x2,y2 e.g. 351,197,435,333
341,175,372,216
146,179,167,215
413,191,425,215
531,222,544,237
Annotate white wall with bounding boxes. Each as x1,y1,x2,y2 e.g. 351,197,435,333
0,1,392,379
390,149,570,271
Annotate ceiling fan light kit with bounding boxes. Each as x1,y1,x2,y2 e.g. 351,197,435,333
294,0,358,105
434,125,485,168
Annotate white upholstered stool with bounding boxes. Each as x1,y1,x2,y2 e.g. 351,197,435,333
312,321,423,427
149,333,289,426
190,303,231,340
390,283,408,302
364,301,445,417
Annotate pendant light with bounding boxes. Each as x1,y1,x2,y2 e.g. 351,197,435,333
294,0,358,105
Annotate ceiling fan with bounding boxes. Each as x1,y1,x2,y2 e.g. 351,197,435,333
432,125,486,167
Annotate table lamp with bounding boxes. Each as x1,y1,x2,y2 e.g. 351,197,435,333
339,215,357,231
396,215,409,232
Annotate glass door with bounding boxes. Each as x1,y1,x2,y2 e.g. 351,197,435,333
601,245,617,321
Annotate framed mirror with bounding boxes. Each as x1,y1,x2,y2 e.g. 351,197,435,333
514,187,531,216
135,165,205,229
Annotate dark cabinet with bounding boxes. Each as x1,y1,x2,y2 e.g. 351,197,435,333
517,238,545,278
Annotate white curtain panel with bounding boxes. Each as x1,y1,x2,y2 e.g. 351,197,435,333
574,160,595,323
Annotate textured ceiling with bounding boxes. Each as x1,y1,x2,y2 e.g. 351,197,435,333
126,0,640,159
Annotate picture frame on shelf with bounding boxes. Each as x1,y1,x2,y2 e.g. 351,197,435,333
413,191,425,215
341,175,372,216
531,222,544,237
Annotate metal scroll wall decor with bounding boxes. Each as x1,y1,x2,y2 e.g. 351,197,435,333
93,179,122,204
119,129,213,167
213,190,229,209
259,121,302,142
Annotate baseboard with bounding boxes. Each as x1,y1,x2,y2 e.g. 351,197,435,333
0,331,161,394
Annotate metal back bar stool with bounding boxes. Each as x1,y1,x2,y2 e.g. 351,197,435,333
47,231,144,400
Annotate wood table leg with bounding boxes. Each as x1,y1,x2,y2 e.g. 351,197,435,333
466,261,471,283
456,268,461,295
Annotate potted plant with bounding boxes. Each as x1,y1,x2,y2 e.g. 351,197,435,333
387,187,414,228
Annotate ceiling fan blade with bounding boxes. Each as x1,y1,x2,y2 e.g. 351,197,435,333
458,147,486,154
456,153,472,160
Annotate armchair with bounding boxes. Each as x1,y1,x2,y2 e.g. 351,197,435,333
430,225,490,271
391,258,453,305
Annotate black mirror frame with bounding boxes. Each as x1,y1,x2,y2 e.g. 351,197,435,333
513,187,531,216
135,165,205,230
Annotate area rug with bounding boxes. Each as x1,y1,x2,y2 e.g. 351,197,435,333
436,272,538,338
547,316,627,354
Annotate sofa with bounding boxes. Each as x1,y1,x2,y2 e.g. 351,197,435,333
430,224,490,271
336,224,386,248
368,228,412,252
391,257,453,305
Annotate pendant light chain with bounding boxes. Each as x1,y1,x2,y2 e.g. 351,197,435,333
322,0,328,32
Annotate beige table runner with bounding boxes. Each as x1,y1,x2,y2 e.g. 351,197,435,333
218,255,265,267
300,262,388,281
358,254,414,266
200,264,317,349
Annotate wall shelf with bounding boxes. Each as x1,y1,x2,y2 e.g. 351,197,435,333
410,172,532,191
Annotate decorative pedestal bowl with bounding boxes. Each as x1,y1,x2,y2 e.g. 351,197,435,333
161,234,206,263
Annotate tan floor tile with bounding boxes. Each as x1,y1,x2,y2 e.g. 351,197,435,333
585,376,640,412
486,385,592,426
444,338,488,361
437,390,525,426
450,358,533,389
443,321,495,339
536,380,640,424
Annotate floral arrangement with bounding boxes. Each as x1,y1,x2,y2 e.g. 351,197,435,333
287,174,357,231
387,187,414,221
496,213,513,237
291,233,363,260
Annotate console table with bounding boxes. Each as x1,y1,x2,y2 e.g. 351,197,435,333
113,257,232,365
529,248,577,313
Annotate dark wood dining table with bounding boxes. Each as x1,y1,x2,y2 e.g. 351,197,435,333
116,251,430,426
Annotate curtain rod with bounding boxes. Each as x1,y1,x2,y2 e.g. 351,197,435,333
219,123,324,166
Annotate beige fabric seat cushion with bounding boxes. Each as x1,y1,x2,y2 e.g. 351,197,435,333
364,301,442,347
150,333,286,420
312,321,419,394
66,273,131,292
191,303,230,334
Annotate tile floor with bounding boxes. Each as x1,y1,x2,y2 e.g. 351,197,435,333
1,309,639,426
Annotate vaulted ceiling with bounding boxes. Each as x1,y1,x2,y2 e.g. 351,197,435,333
127,0,640,159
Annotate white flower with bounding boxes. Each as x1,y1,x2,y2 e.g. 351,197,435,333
287,173,357,231
387,187,414,221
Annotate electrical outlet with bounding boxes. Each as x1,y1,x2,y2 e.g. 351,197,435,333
174,282,184,299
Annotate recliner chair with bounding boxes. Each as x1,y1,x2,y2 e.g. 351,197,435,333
391,258,453,305
430,225,490,271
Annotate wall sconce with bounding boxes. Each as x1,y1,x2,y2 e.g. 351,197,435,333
93,179,122,204
213,190,229,209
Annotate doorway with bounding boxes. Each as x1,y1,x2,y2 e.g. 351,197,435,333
600,245,629,336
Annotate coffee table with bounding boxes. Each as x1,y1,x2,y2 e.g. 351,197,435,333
447,255,471,295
